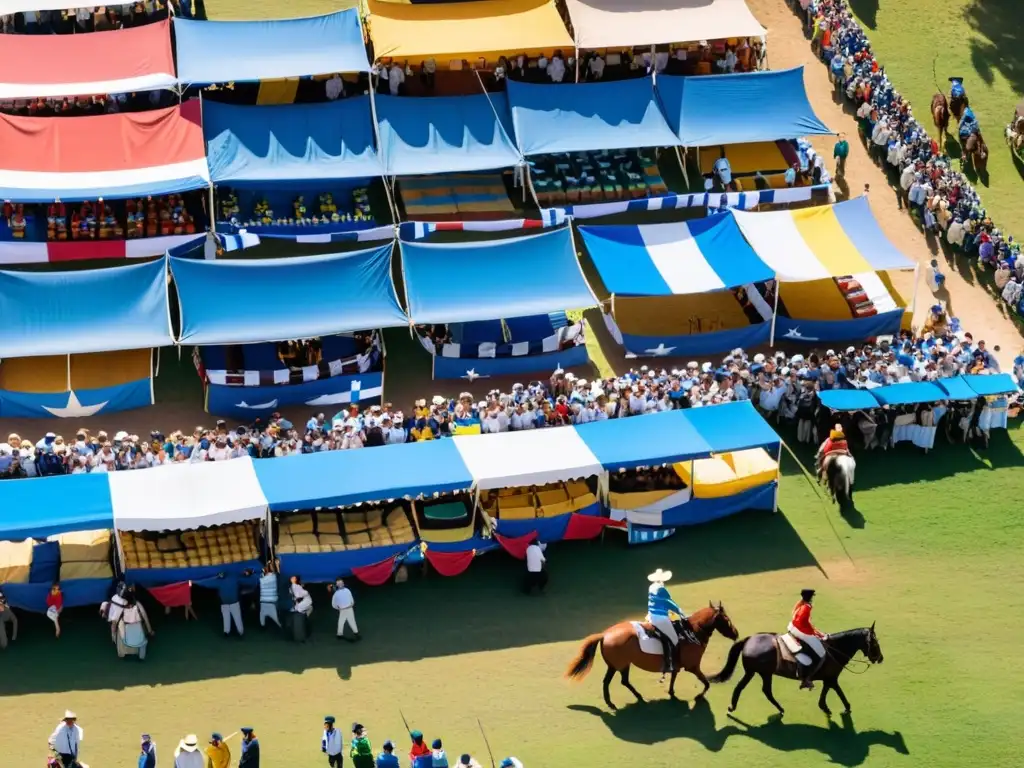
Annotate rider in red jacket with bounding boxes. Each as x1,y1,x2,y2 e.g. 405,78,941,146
788,589,827,689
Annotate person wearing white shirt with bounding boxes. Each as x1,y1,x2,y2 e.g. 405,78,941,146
520,404,537,429
509,407,524,431
325,74,344,101
724,48,738,73
258,564,281,628
207,438,232,461
49,712,84,767
628,391,646,415
388,64,405,96
322,717,344,766
547,54,566,83
713,151,732,187
290,578,313,617
331,579,360,640
588,54,605,80
524,540,547,594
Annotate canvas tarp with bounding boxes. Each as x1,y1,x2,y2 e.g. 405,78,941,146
683,400,780,453
657,67,832,146
730,197,915,281
0,259,172,358
400,228,596,324
375,93,521,176
109,456,269,531
452,428,602,490
254,440,473,510
565,0,765,49
204,98,382,183
507,78,679,156
174,10,369,84
575,409,713,471
579,214,774,296
0,20,175,99
0,474,115,541
817,389,883,412
612,293,753,337
0,102,210,201
171,245,406,345
365,0,573,62
872,382,949,407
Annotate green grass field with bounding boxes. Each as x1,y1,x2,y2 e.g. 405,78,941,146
848,0,1023,238
6,428,1024,767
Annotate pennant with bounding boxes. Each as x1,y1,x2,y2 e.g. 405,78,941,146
564,513,623,541
424,548,475,577
352,555,398,586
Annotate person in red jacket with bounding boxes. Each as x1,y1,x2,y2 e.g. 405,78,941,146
788,589,827,689
408,730,431,768
46,582,64,638
816,425,850,483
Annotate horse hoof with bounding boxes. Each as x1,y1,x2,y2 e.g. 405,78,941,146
844,707,852,714
607,703,618,712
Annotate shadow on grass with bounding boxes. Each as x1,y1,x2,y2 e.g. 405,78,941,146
0,512,818,696
567,698,908,766
847,0,879,30
964,0,1024,94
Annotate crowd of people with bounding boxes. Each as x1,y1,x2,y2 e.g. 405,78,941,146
806,0,1021,311
43,709,524,768
1,2,187,35
3,195,201,242
0,89,174,117
1,308,1011,481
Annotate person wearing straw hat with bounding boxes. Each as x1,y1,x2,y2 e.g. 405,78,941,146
499,759,523,768
173,735,203,768
646,568,686,681
48,710,83,768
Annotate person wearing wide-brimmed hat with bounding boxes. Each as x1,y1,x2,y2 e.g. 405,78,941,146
48,710,83,768
173,734,203,768
646,568,686,681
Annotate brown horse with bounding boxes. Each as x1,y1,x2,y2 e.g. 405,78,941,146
709,624,884,717
931,93,949,139
963,131,989,174
565,603,738,709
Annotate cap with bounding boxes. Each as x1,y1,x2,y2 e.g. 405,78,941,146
324,717,335,725
211,733,223,742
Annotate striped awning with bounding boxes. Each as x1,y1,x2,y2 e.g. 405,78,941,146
578,213,774,296
729,196,914,282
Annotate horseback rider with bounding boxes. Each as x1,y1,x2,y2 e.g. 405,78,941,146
816,424,850,483
646,568,687,681
789,589,827,690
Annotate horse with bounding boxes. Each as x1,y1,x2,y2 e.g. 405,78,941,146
931,93,950,139
710,623,884,717
565,603,739,710
963,131,989,174
823,453,856,507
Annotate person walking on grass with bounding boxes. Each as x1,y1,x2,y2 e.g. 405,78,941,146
330,578,360,641
239,727,260,768
376,740,399,768
258,563,280,629
173,735,203,768
206,733,230,768
138,734,156,768
321,717,342,768
49,711,83,768
833,133,849,179
350,723,374,768
523,538,548,595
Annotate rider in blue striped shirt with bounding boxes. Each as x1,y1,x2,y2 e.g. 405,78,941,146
647,568,686,679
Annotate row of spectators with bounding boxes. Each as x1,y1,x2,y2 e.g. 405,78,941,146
1,1,187,34
3,194,201,242
806,1,1021,310
1,308,1009,479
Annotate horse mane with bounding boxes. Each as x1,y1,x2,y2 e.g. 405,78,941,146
687,605,718,629
826,627,871,656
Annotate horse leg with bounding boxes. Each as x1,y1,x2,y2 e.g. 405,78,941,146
728,670,755,713
620,665,645,703
760,672,785,715
831,678,852,713
818,679,833,717
602,663,617,711
692,668,711,701
667,668,680,699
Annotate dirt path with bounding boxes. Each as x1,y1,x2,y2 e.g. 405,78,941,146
746,0,1023,367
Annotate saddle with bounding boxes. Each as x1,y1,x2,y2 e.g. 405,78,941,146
776,633,822,679
632,619,699,656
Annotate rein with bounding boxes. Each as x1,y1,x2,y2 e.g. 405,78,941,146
824,632,874,674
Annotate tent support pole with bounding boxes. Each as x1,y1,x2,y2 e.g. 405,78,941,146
773,443,782,513
769,281,780,347
66,354,71,391
575,43,580,83
650,44,656,84
207,183,216,234
674,146,689,190
911,264,920,315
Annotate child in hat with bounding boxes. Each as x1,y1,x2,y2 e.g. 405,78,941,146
376,740,399,768
321,717,342,767
349,724,373,768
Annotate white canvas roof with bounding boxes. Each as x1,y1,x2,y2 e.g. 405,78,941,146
565,0,766,49
109,457,269,531
452,428,603,490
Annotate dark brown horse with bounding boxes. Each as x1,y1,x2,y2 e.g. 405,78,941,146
566,603,738,709
963,131,989,174
709,623,884,717
931,93,949,139
950,90,969,121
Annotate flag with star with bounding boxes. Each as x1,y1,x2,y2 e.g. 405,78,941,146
0,350,154,418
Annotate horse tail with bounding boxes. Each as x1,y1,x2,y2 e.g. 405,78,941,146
709,638,748,683
565,633,603,681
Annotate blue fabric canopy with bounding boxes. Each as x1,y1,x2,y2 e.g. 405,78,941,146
962,373,1017,397
174,10,369,84
253,440,473,510
0,474,114,540
935,376,977,401
684,400,781,453
575,410,713,472
657,67,833,146
872,382,948,406
507,78,679,156
375,93,521,176
401,228,597,324
818,389,882,412
170,245,407,345
204,98,382,184
0,259,172,357
579,214,774,296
